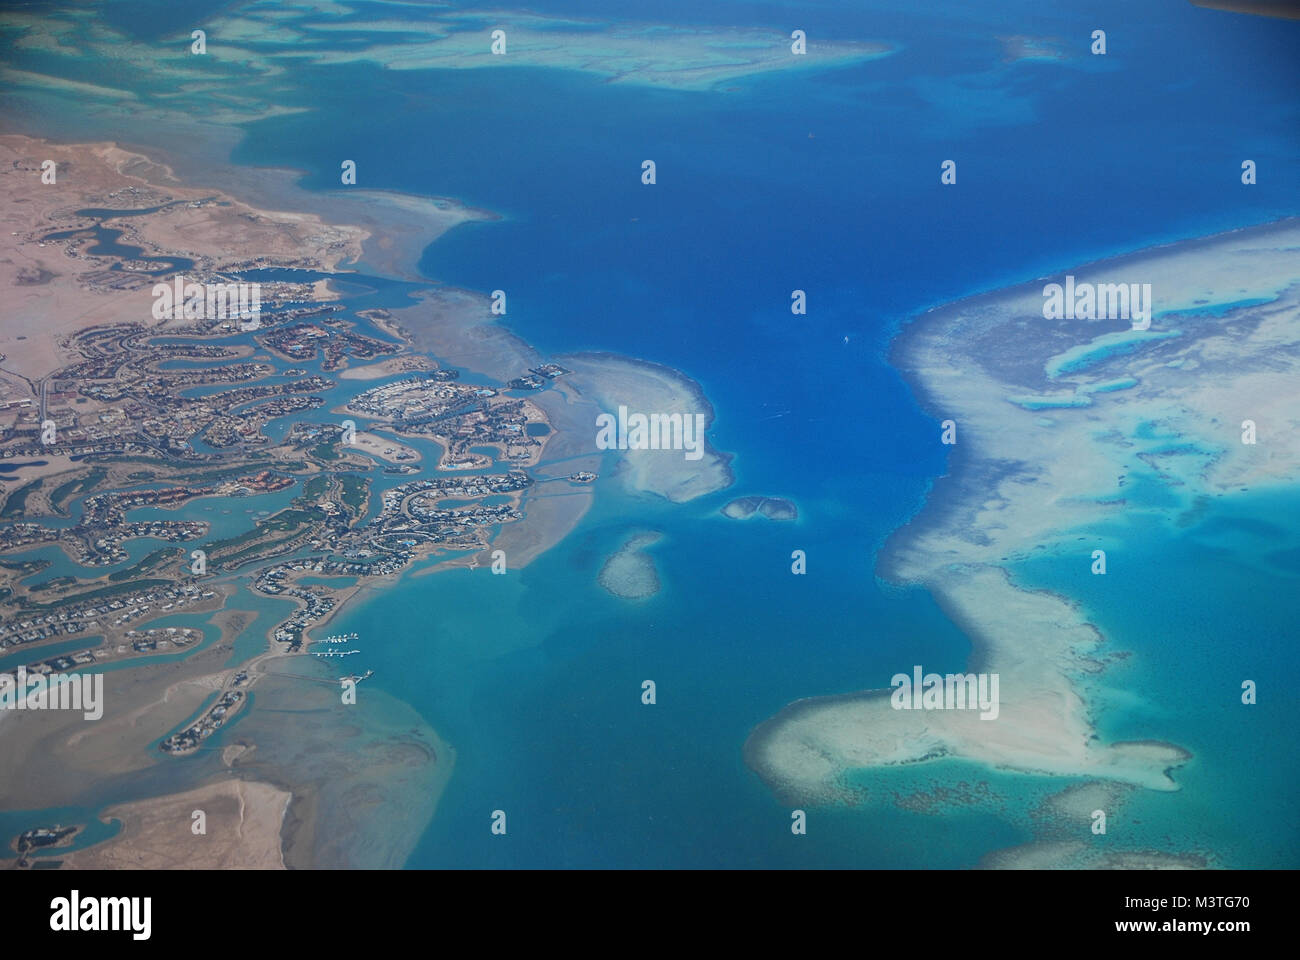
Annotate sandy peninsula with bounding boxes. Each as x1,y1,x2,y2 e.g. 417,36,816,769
337,355,436,381
747,219,1300,803
0,630,246,812
59,778,289,870
561,352,733,504
0,134,368,381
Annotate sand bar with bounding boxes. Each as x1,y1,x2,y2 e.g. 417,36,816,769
748,219,1300,802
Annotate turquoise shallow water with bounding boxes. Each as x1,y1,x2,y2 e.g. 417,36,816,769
327,481,979,868
0,0,1296,867
0,807,121,859
309,475,1300,867
1007,488,1300,868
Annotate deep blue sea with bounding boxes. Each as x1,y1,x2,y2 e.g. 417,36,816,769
3,0,1297,867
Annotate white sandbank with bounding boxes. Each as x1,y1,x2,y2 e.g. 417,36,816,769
747,219,1300,803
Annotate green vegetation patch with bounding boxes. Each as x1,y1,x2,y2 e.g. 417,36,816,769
1,478,44,519
22,577,173,611
338,474,369,514
50,467,108,512
108,546,180,583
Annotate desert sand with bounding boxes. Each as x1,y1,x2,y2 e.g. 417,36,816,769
59,778,289,870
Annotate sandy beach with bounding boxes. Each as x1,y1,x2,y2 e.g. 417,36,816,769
348,429,421,465
337,355,436,380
